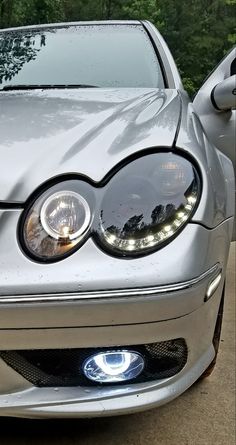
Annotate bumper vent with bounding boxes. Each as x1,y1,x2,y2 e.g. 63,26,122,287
0,339,187,387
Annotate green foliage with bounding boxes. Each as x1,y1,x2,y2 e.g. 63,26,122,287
152,0,236,94
122,0,162,23
0,0,235,95
0,31,45,83
0,0,65,28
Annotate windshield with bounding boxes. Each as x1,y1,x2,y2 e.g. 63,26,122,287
0,24,165,90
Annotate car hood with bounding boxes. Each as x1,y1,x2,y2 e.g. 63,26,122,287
0,88,180,202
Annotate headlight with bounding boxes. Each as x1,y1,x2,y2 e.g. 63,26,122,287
20,181,93,261
40,191,91,240
19,152,201,262
97,152,200,256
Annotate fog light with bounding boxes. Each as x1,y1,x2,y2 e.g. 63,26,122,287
83,351,145,383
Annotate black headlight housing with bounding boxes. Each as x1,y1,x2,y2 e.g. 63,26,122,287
19,151,201,262
96,152,200,256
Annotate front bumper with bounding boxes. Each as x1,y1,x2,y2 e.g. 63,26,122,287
0,214,232,417
0,266,224,418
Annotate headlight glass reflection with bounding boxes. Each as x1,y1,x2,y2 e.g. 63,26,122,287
98,153,200,255
22,185,92,261
41,191,91,240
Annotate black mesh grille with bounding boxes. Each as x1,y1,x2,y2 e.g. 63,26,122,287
0,339,187,387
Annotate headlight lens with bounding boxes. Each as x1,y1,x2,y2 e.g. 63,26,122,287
97,153,200,255
40,191,91,240
21,183,92,261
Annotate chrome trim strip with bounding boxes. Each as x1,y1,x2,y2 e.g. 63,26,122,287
0,264,221,305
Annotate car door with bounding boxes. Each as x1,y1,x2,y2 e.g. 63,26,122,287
193,47,236,239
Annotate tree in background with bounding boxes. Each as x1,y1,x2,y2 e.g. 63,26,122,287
156,0,236,94
0,0,65,27
0,0,235,95
121,0,236,94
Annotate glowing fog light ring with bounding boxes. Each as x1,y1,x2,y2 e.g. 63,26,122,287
40,190,91,240
94,352,131,375
83,350,145,383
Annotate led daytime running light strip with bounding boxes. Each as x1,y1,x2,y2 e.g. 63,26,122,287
101,194,197,252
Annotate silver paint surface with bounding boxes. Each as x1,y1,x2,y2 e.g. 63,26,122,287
0,88,180,201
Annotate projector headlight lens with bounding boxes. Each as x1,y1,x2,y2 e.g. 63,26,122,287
83,351,145,383
21,183,92,261
40,191,91,240
97,152,200,256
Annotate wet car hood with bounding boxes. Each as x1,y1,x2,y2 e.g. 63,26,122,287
0,88,181,202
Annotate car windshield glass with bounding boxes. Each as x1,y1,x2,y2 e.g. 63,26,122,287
0,24,164,90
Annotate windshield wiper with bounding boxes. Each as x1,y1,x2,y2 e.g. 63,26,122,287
0,84,100,91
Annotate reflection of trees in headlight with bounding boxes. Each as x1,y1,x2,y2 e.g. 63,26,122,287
104,203,177,240
99,153,200,254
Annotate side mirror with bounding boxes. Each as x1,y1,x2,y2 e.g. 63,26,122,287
211,75,236,111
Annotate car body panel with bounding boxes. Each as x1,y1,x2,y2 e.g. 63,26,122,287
193,47,236,161
176,94,235,228
193,47,236,239
0,88,180,202
0,264,221,328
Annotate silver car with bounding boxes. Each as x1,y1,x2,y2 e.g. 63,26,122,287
0,21,235,419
